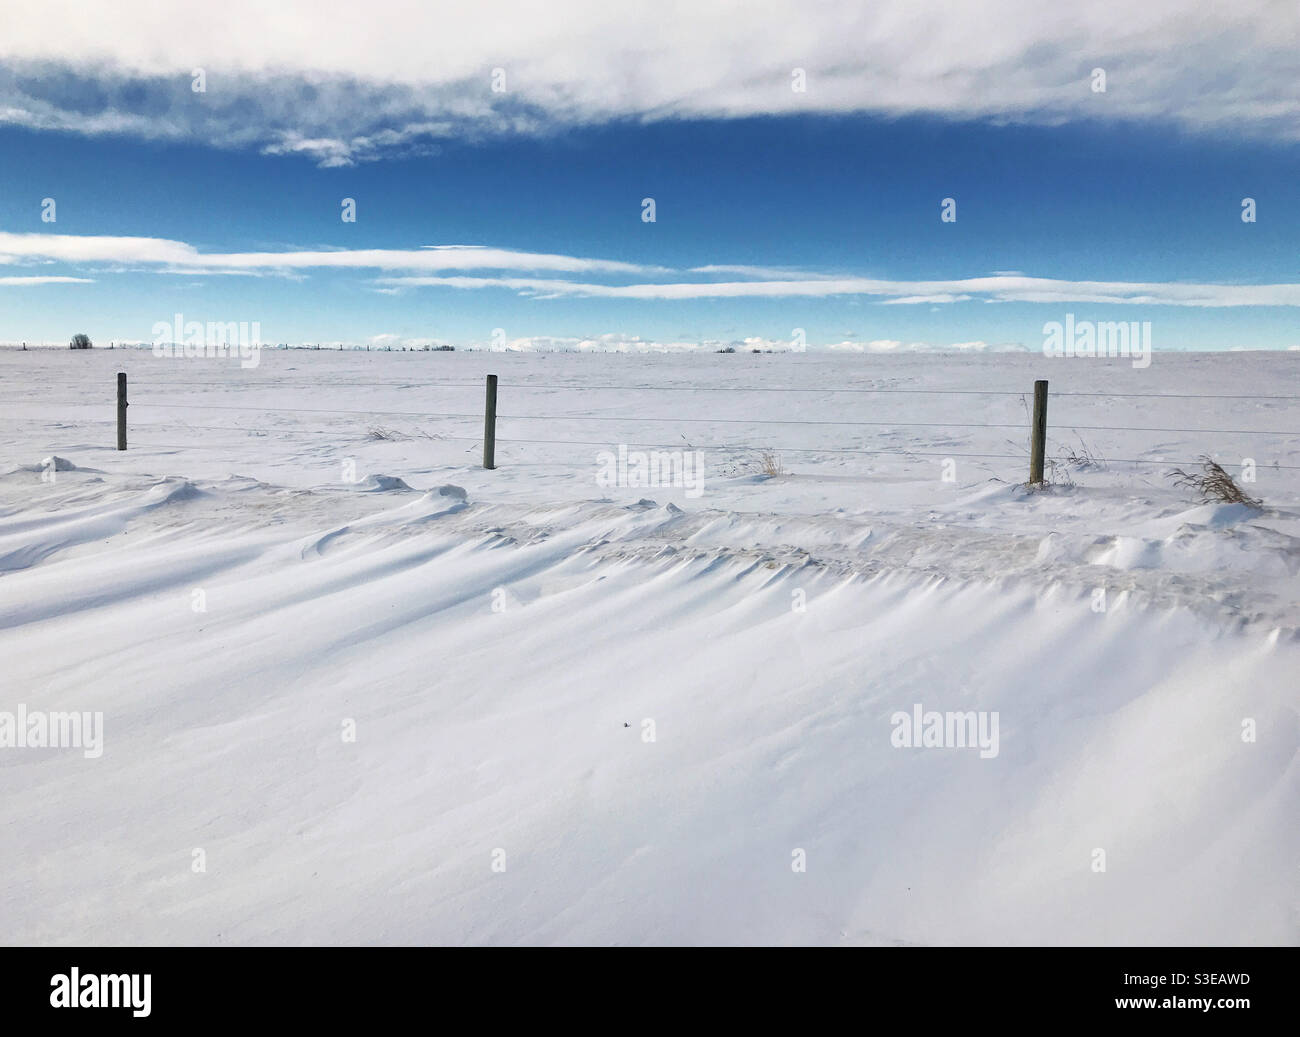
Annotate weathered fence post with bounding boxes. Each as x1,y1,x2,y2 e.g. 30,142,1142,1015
116,372,128,451
1029,378,1048,484
483,374,497,470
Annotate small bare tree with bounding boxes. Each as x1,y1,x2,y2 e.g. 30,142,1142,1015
69,333,92,349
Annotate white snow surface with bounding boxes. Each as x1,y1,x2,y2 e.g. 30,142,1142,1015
0,348,1297,945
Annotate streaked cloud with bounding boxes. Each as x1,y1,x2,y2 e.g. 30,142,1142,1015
0,1,1297,164
7,230,1300,308
376,273,1300,307
0,232,665,275
0,275,95,285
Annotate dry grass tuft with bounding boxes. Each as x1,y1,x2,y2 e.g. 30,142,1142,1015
758,449,785,477
1060,434,1106,472
1168,455,1262,508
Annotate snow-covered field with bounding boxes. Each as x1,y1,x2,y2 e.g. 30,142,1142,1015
1,347,1296,945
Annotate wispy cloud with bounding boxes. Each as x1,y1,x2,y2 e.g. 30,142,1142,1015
1,1,1297,164
376,273,1300,307
0,233,666,275
0,275,94,285
8,230,1300,307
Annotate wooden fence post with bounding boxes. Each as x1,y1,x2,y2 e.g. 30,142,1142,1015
483,374,497,470
117,372,128,451
1029,378,1048,484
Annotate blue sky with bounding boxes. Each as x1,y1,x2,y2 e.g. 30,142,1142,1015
1,1,1298,351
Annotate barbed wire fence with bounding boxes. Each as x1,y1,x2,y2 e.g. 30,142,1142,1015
5,373,1300,481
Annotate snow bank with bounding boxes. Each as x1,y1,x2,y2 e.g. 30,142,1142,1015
0,349,1295,945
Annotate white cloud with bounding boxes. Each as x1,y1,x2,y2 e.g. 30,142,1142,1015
492,335,1028,354
484,333,713,353
825,339,1025,353
0,233,665,276
0,275,94,285
377,273,1300,307
8,230,1300,307
880,294,975,305
0,1,1297,162
471,333,792,353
